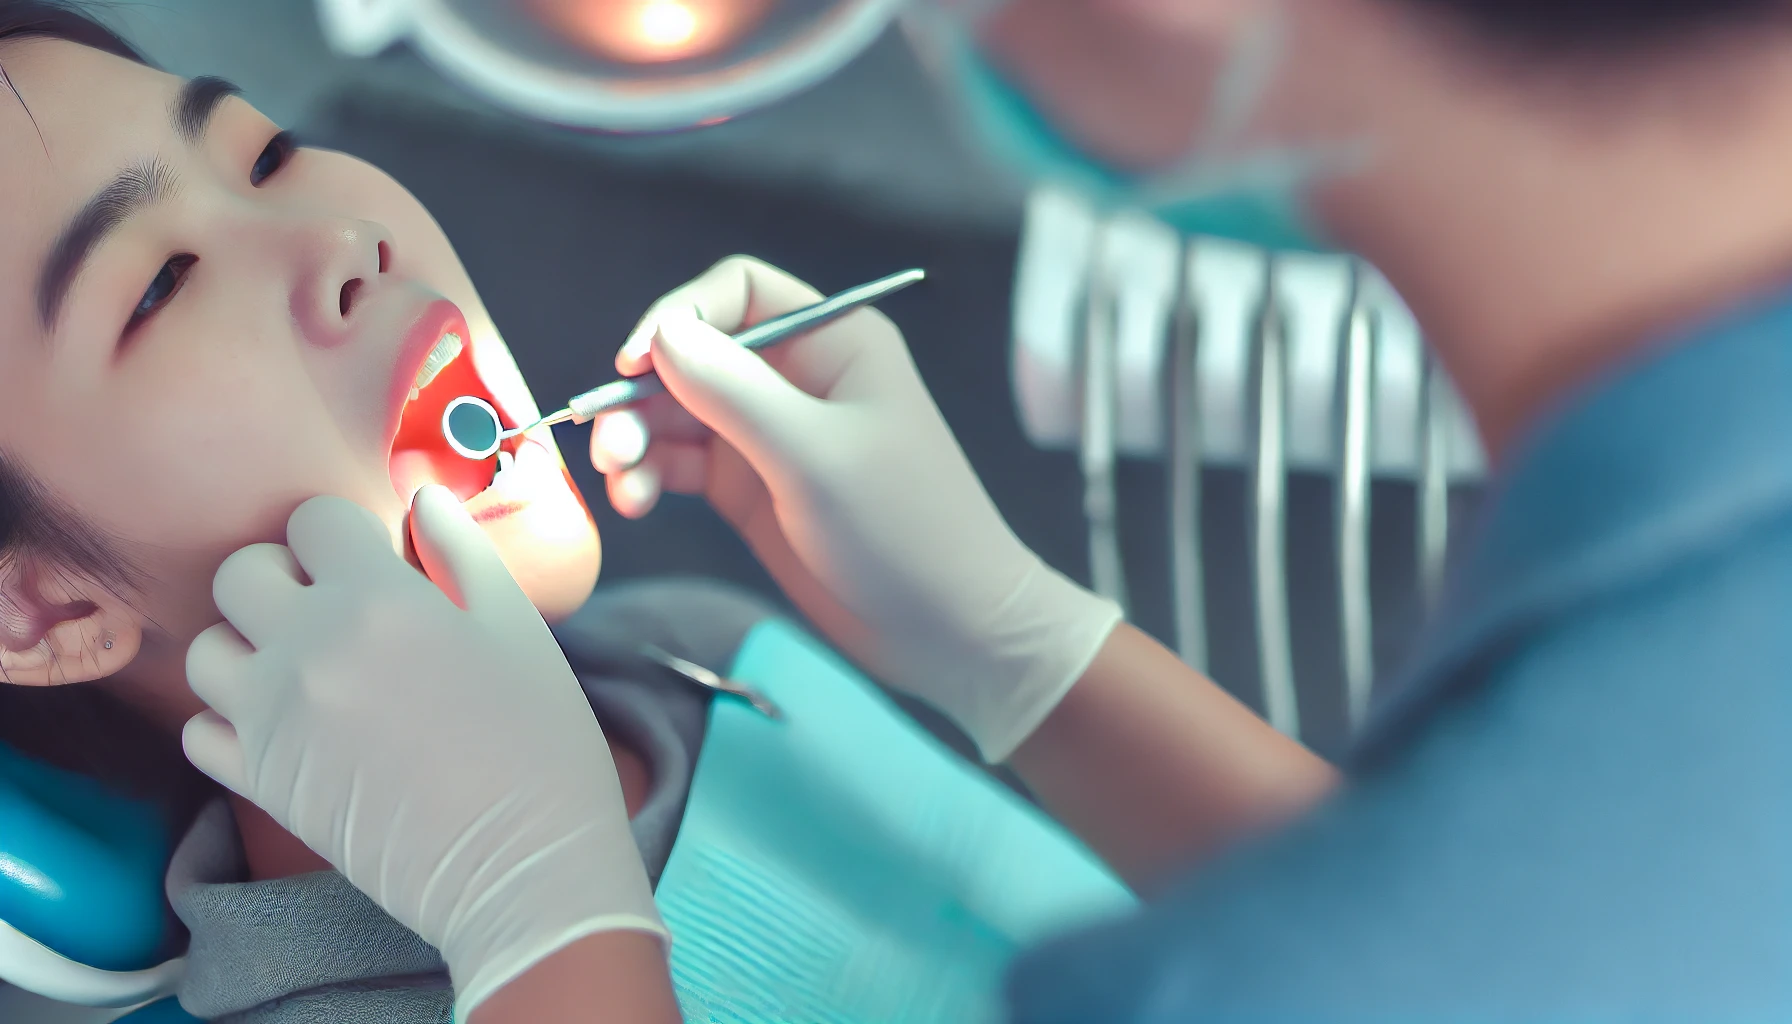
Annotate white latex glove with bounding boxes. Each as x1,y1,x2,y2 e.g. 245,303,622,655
591,256,1123,762
183,487,664,1019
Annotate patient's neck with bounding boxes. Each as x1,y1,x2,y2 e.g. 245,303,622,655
232,735,654,882
232,796,335,878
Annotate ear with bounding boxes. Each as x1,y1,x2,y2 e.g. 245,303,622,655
0,560,141,687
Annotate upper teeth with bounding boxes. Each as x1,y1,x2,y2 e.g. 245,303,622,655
409,332,464,402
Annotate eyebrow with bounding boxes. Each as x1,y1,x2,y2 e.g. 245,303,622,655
34,77,241,332
173,76,241,146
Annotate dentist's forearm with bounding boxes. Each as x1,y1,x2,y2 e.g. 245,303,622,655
466,932,681,1024
1008,623,1340,894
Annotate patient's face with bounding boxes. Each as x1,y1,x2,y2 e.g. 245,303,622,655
0,41,601,678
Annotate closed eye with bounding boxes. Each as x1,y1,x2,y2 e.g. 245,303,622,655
126,254,197,333
116,132,300,340
251,130,298,187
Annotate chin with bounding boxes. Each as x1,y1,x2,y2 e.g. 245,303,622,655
484,479,603,623
508,521,602,623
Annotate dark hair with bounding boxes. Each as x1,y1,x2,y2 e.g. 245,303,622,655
1403,0,1792,57
0,0,141,65
0,2,213,820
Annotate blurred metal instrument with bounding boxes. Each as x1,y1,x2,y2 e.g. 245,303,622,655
1417,348,1453,608
1012,185,1483,744
1335,261,1377,731
1250,258,1298,739
1081,233,1128,609
640,643,782,720
1167,242,1207,671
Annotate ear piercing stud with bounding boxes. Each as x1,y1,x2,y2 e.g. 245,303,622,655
102,631,115,651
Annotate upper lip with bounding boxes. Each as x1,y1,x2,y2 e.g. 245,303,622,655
385,298,471,459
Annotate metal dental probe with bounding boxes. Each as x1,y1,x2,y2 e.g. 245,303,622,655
639,643,783,720
441,268,927,460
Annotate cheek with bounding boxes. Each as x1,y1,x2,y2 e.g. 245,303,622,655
101,298,409,530
55,379,397,583
117,401,355,538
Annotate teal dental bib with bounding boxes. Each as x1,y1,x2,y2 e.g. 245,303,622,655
656,620,1135,1024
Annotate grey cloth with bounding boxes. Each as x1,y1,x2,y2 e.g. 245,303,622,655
166,579,777,1022
166,802,452,1022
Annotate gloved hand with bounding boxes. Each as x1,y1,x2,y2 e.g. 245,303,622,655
590,256,1123,762
183,488,664,1018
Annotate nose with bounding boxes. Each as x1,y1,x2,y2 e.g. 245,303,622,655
289,218,393,346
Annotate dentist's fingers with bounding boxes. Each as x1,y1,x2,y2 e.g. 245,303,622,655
185,621,257,725
616,331,655,379
212,543,307,649
646,441,714,496
618,256,826,374
182,710,251,798
589,409,649,474
606,462,662,520
651,441,714,494
286,496,400,585
589,390,719,475
650,312,825,470
408,485,533,622
603,440,715,518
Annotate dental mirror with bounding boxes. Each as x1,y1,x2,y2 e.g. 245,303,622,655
442,396,504,461
435,268,928,462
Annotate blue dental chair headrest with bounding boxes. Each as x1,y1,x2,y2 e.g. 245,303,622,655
0,742,186,1008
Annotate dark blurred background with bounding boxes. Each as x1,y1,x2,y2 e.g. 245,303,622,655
112,0,1477,763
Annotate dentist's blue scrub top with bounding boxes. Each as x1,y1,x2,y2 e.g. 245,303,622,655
1010,286,1792,1021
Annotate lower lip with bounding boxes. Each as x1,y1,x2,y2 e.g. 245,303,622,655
457,436,560,522
472,501,529,523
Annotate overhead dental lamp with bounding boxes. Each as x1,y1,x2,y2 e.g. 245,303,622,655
315,0,906,132
532,0,773,64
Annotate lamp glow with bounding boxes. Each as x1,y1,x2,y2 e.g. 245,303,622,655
532,0,773,64
638,1,699,49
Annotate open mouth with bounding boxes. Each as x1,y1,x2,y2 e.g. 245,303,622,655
388,308,528,506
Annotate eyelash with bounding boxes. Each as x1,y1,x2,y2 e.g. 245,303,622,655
251,130,298,187
126,254,197,330
125,131,300,333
